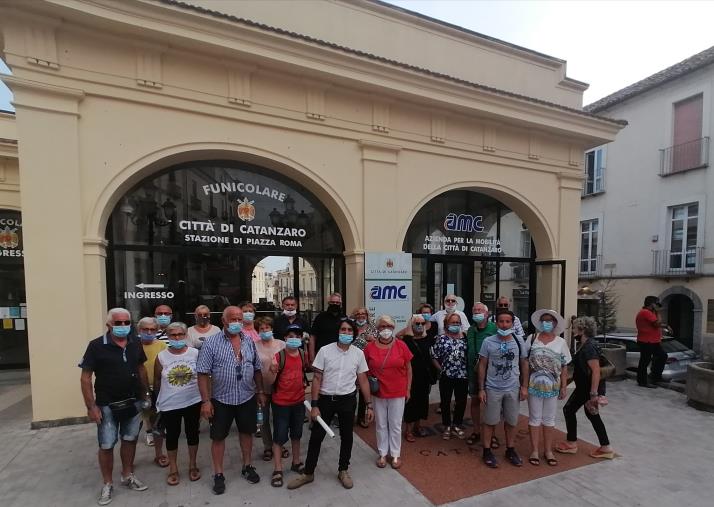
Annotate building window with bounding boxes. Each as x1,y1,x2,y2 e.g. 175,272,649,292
580,219,598,273
672,94,703,172
583,147,605,196
668,203,698,269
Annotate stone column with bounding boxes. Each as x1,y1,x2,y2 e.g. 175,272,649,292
359,140,401,250
558,170,586,320
344,250,365,312
6,76,88,425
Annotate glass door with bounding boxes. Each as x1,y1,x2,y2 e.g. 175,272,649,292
428,258,474,312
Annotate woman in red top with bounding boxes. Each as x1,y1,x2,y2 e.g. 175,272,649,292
268,325,308,487
364,315,413,469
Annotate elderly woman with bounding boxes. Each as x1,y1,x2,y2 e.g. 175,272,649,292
186,305,221,348
524,309,571,466
431,312,468,440
364,315,413,469
254,317,287,462
351,306,377,427
556,316,614,459
402,314,436,441
154,322,203,485
240,302,260,342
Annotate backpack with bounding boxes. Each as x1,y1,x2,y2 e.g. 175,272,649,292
274,348,309,392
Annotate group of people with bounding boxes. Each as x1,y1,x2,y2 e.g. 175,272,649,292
79,293,614,505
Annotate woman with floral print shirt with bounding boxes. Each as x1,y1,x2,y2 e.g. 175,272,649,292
431,312,468,440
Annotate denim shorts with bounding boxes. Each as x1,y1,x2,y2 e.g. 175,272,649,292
271,402,305,446
97,401,143,450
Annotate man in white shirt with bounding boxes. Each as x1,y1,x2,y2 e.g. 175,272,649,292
288,319,374,491
492,296,525,337
431,294,470,335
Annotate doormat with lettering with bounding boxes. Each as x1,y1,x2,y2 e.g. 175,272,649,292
354,401,606,505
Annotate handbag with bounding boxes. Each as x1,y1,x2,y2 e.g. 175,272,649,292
368,342,394,393
107,397,138,420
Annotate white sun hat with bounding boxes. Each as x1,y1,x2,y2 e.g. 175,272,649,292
530,309,566,335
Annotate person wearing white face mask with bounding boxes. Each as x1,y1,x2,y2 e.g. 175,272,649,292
363,315,413,469
240,302,260,342
431,294,470,335
273,296,310,342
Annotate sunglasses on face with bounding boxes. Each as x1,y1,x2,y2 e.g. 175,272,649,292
197,314,210,318
497,304,509,308
235,364,243,381
113,320,131,326
445,299,457,303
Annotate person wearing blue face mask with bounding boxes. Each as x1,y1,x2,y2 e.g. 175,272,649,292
350,306,377,429
269,324,310,487
79,308,151,505
153,322,203,486
477,310,528,469
288,318,374,491
253,317,287,464
137,316,169,466
154,305,173,341
523,309,570,467
240,302,260,342
465,302,497,446
196,306,267,494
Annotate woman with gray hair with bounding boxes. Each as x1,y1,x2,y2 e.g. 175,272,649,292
363,315,413,469
556,316,614,459
154,321,203,485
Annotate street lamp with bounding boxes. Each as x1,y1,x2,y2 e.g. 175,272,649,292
578,285,607,342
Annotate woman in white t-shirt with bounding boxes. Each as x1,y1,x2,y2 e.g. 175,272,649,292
186,305,220,348
154,322,203,486
524,309,571,467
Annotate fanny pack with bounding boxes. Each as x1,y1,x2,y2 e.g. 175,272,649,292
108,397,138,420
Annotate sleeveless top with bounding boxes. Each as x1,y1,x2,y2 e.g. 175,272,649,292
156,347,202,412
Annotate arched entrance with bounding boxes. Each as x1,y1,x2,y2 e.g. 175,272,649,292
105,160,345,323
663,293,695,349
403,189,563,331
0,209,28,368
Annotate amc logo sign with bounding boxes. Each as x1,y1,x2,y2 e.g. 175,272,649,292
370,285,408,300
444,213,484,233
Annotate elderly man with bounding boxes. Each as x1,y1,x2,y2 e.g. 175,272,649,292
197,306,267,495
273,296,310,341
80,308,150,506
430,294,470,335
308,292,346,364
154,304,173,340
492,296,525,337
465,302,497,445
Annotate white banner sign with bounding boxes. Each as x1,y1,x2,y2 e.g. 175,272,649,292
364,252,412,328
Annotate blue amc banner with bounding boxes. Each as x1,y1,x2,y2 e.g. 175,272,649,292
364,252,412,328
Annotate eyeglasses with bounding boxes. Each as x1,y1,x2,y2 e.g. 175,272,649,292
197,314,210,318
445,299,457,303
168,333,186,338
156,311,172,316
113,320,131,326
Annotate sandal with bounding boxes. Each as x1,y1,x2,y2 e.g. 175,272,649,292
589,449,614,459
376,456,387,468
528,454,540,466
154,455,169,468
452,426,466,439
466,432,480,445
189,467,201,481
391,457,402,469
405,432,416,443
490,436,500,449
263,449,273,461
166,471,179,486
555,442,578,454
545,454,558,466
290,462,305,474
271,470,283,487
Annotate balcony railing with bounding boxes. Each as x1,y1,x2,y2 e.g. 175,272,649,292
578,255,602,279
652,247,704,276
660,137,709,176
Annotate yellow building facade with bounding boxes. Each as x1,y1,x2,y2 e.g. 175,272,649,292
0,0,623,426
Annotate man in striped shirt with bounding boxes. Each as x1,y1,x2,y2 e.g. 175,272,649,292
197,306,267,495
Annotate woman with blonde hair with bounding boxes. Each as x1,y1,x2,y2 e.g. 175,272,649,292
363,315,413,469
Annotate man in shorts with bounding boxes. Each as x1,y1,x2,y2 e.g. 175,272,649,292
477,310,528,468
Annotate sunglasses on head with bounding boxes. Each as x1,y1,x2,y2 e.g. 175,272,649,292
113,320,131,326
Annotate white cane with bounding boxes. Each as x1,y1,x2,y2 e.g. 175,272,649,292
303,400,336,438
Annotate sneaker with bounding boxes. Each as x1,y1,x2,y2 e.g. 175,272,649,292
145,432,154,447
442,427,452,440
505,447,523,467
287,473,314,490
242,464,260,484
483,448,498,468
97,483,113,505
337,470,353,489
213,473,226,495
121,473,148,491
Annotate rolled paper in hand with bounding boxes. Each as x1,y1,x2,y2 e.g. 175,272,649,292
303,400,335,438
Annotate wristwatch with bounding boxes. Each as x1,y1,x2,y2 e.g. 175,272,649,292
589,392,598,398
